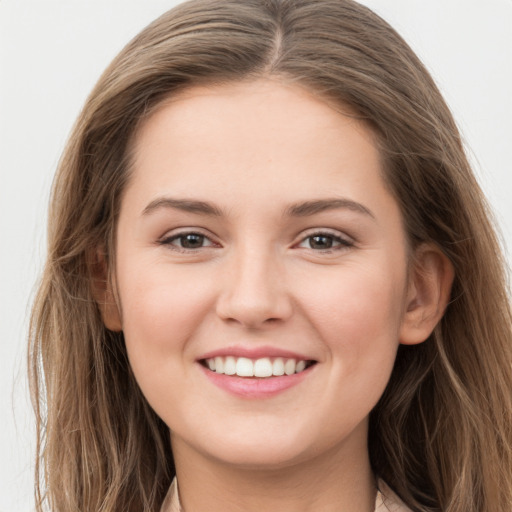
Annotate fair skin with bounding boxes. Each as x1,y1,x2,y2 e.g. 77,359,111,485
98,80,452,511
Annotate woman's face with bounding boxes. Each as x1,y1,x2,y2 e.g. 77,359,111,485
112,80,414,469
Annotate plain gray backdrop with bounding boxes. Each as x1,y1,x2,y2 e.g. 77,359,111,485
1,1,511,510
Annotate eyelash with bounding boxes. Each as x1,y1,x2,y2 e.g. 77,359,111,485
158,231,218,252
296,231,354,252
158,230,354,253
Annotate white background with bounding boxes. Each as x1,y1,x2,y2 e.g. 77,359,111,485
1,1,511,510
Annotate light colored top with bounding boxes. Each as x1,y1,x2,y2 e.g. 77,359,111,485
160,478,412,511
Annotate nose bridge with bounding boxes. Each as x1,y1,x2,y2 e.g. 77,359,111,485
216,240,292,327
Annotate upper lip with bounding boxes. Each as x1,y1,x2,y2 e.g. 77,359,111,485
197,345,315,361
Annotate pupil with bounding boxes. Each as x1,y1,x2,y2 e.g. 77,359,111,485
182,234,204,248
310,235,333,249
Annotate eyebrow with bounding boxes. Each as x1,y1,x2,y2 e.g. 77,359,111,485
284,198,375,218
142,197,224,217
142,196,374,219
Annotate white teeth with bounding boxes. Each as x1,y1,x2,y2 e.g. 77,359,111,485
224,356,236,375
214,356,224,374
296,360,306,373
284,358,296,375
272,358,285,376
236,357,254,377
254,358,273,377
207,356,311,378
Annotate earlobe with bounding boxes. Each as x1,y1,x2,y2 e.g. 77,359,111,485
399,244,454,345
89,247,123,332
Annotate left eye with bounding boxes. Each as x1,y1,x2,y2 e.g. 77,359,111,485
161,232,215,249
298,233,352,250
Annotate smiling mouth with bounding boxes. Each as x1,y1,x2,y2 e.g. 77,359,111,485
200,356,317,378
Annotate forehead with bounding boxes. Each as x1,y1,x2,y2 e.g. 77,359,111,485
124,79,395,221
133,79,375,152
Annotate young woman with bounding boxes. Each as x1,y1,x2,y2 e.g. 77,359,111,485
29,0,512,511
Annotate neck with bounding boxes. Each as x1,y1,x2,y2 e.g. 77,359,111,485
171,426,376,512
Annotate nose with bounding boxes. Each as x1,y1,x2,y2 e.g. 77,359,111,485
215,246,293,329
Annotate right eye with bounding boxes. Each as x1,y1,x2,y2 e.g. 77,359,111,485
159,232,216,251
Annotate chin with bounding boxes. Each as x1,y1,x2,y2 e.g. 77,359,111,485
206,442,311,470
182,422,331,470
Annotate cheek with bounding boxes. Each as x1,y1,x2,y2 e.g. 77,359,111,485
297,263,407,424
117,259,216,363
296,260,406,364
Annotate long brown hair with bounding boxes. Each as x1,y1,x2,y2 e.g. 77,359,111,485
29,0,512,510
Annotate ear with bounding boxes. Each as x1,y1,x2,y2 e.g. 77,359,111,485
89,247,123,332
399,243,454,345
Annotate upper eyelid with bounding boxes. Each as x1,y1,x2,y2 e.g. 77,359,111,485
159,227,217,241
295,227,354,242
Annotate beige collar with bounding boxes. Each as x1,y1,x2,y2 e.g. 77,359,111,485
160,478,181,512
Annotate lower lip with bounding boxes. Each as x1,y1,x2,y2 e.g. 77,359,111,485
199,364,314,398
